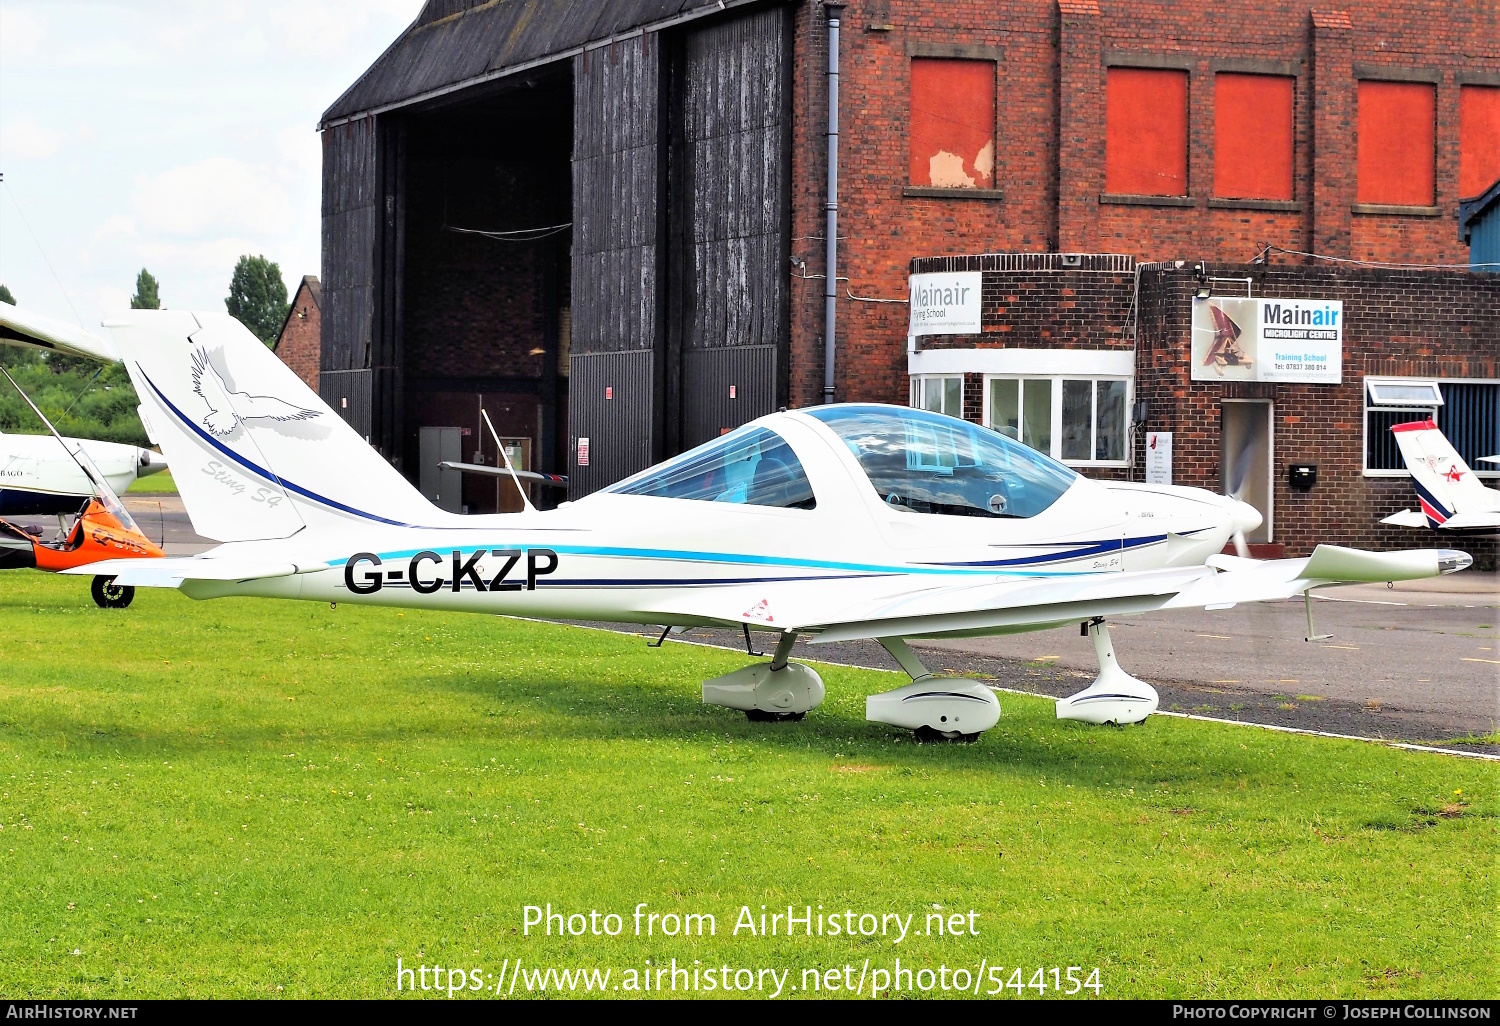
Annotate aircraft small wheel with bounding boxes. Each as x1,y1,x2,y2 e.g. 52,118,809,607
91,575,135,609
745,709,805,723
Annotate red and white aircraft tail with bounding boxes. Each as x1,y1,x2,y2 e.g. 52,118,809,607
1385,419,1500,532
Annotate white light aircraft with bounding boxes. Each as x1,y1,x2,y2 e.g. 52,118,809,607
0,430,168,516
1381,419,1500,535
0,306,166,514
0,306,1473,741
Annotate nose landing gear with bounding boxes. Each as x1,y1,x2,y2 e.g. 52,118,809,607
1055,618,1158,725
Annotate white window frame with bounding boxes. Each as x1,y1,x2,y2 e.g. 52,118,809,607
982,374,1133,468
909,374,965,418
1362,376,1498,479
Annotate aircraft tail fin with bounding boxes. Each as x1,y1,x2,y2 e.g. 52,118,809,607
1390,419,1500,528
103,310,448,542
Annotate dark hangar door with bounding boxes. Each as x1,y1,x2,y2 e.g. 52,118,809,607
670,6,791,450
569,35,663,499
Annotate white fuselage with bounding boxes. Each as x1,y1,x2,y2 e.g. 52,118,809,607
176,411,1252,634
0,431,166,499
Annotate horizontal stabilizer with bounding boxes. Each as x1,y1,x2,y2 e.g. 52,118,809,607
0,304,118,363
63,556,323,588
438,461,569,488
1381,509,1431,528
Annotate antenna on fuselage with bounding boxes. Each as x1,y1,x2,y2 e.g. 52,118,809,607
480,408,536,513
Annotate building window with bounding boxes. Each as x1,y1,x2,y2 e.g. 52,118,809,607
985,376,1130,466
911,375,964,418
1460,85,1500,198
1213,74,1295,201
1364,378,1499,476
987,377,1052,453
909,59,996,190
1356,81,1436,207
1105,68,1189,197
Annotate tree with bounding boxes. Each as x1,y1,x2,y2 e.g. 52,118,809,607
0,284,30,367
130,268,161,309
225,254,290,346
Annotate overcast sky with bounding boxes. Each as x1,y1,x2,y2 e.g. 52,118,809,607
0,0,425,328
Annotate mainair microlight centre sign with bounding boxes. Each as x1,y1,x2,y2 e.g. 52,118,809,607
1191,297,1343,384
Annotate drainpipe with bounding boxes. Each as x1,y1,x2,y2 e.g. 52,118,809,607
822,2,846,404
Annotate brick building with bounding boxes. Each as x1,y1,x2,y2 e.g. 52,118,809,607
273,275,322,393
906,254,1499,563
320,0,1499,548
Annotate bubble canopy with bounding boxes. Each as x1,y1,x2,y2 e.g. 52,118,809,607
805,405,1077,519
604,425,817,509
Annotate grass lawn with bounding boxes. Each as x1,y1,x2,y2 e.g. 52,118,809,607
0,571,1493,999
125,470,175,494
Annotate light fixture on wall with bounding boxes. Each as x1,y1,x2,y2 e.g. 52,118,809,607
1193,261,1211,299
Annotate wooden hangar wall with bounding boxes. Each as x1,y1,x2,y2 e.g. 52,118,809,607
317,0,795,506
569,6,794,498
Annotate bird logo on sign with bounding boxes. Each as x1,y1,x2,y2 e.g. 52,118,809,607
190,348,320,438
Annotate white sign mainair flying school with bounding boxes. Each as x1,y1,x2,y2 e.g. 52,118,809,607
908,272,983,338
1190,297,1343,384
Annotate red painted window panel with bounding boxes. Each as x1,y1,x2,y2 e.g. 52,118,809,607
1356,81,1435,206
1459,85,1500,198
1213,74,1295,200
909,58,996,189
1105,68,1189,196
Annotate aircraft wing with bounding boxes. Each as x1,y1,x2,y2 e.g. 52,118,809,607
641,545,1468,643
61,556,326,587
0,304,118,363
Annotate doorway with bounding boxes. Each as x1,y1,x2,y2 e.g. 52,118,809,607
1220,400,1273,543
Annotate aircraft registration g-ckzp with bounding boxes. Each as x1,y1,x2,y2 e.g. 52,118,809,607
0,305,1473,741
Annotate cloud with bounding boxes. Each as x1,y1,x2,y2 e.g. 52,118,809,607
0,7,47,65
96,215,137,239
132,157,295,238
98,286,131,314
1,119,66,160
271,0,422,58
276,126,322,180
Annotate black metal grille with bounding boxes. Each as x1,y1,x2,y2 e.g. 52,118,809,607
568,351,656,498
682,345,777,449
1440,382,1500,469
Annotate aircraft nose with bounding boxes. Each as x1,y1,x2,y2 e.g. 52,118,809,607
1437,550,1473,575
138,448,169,477
1230,498,1262,536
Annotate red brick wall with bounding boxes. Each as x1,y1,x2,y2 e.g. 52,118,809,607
1135,262,1500,564
786,0,1499,410
275,279,321,393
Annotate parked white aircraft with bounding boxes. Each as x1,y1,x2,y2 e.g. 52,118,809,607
0,306,1472,740
1382,419,1500,535
0,303,164,514
1,431,168,516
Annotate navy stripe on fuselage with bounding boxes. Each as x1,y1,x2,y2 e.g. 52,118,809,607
921,531,1200,568
139,368,421,529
